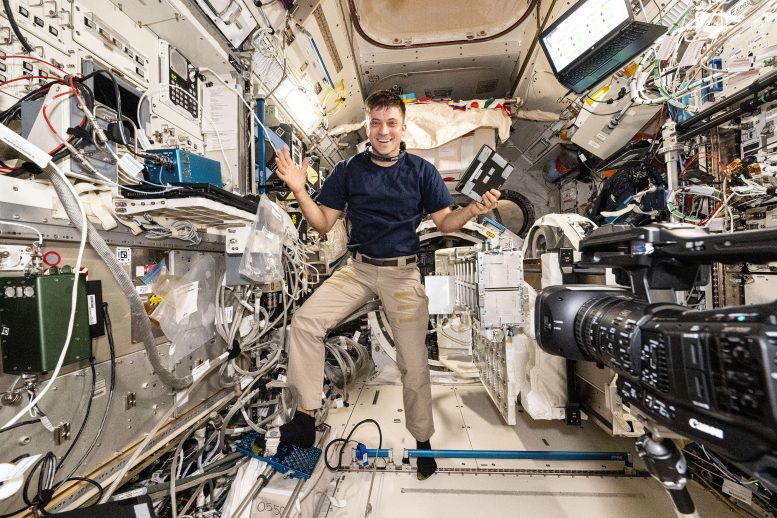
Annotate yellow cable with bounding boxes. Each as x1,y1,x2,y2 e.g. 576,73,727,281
322,80,347,116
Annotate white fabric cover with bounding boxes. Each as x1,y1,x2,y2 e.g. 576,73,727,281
520,254,569,420
403,102,513,149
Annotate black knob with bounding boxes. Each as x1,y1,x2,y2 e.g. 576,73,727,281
740,394,757,409
732,345,750,361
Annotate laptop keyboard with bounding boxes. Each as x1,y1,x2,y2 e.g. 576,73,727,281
563,24,649,86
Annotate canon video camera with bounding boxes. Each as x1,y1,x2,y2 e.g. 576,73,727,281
535,223,777,491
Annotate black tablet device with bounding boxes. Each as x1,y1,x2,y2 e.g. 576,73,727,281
454,145,514,203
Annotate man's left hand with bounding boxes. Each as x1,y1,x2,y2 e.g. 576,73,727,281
468,189,501,217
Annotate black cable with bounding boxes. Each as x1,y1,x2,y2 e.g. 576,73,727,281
3,0,34,53
77,69,127,145
56,356,96,471
578,101,630,117
324,418,382,471
0,80,61,124
103,304,117,392
62,303,117,481
324,438,354,471
23,452,56,507
0,418,40,433
37,477,104,515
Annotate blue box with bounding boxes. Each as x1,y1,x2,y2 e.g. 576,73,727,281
701,58,724,102
144,149,223,188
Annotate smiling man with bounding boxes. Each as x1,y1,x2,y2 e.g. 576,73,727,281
273,89,500,480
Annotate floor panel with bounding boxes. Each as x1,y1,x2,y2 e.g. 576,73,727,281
275,382,736,517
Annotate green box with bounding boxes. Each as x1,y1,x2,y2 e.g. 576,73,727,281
0,271,91,373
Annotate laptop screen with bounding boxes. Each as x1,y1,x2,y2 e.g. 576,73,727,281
542,0,631,72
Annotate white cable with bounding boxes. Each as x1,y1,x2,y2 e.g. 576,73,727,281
143,219,201,244
100,352,229,502
0,162,87,431
637,0,650,23
136,83,236,182
198,69,279,154
0,220,43,244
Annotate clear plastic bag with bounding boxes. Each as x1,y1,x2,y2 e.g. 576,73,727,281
239,195,286,284
151,254,218,360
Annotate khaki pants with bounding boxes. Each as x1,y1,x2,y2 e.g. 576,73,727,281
287,255,434,442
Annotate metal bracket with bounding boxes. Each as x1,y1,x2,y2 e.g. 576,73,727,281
54,422,70,445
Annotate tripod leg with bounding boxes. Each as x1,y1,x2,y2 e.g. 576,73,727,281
667,487,699,518
635,433,699,518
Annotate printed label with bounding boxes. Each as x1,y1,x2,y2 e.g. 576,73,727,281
87,294,97,325
116,247,132,264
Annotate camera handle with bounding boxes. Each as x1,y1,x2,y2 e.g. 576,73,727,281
635,433,700,518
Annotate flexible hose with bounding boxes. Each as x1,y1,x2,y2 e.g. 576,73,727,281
47,171,192,390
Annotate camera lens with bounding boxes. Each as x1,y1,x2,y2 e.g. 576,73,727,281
573,295,650,374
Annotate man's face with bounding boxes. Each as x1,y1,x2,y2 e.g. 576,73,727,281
367,106,406,158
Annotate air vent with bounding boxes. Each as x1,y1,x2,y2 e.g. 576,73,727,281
656,0,693,25
475,79,498,94
424,88,453,99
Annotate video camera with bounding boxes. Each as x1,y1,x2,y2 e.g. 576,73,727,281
535,223,777,496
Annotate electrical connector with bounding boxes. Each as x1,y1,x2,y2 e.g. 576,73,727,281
265,427,281,456
356,442,369,467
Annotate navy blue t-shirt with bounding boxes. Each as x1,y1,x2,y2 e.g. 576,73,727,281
315,152,453,258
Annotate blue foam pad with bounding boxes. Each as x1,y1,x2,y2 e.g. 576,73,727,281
236,432,322,480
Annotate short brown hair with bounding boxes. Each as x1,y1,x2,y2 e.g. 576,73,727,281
365,90,405,118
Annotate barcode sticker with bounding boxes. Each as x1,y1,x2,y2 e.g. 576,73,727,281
87,294,97,325
39,416,55,431
722,479,753,505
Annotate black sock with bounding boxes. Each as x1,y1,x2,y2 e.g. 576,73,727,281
279,412,316,448
416,440,437,480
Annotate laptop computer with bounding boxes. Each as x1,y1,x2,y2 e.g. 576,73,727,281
539,0,666,94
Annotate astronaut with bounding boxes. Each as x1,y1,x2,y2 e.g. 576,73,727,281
273,89,500,479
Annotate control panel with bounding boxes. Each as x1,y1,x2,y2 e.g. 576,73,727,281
159,39,199,119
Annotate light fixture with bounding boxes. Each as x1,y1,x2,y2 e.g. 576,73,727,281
274,79,322,133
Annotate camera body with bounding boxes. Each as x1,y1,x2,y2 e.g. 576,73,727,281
535,223,777,490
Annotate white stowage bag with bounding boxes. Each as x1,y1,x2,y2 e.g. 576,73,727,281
221,458,266,518
239,195,287,284
520,260,568,420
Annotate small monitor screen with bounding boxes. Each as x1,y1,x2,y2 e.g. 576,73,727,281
169,47,189,78
542,0,630,72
